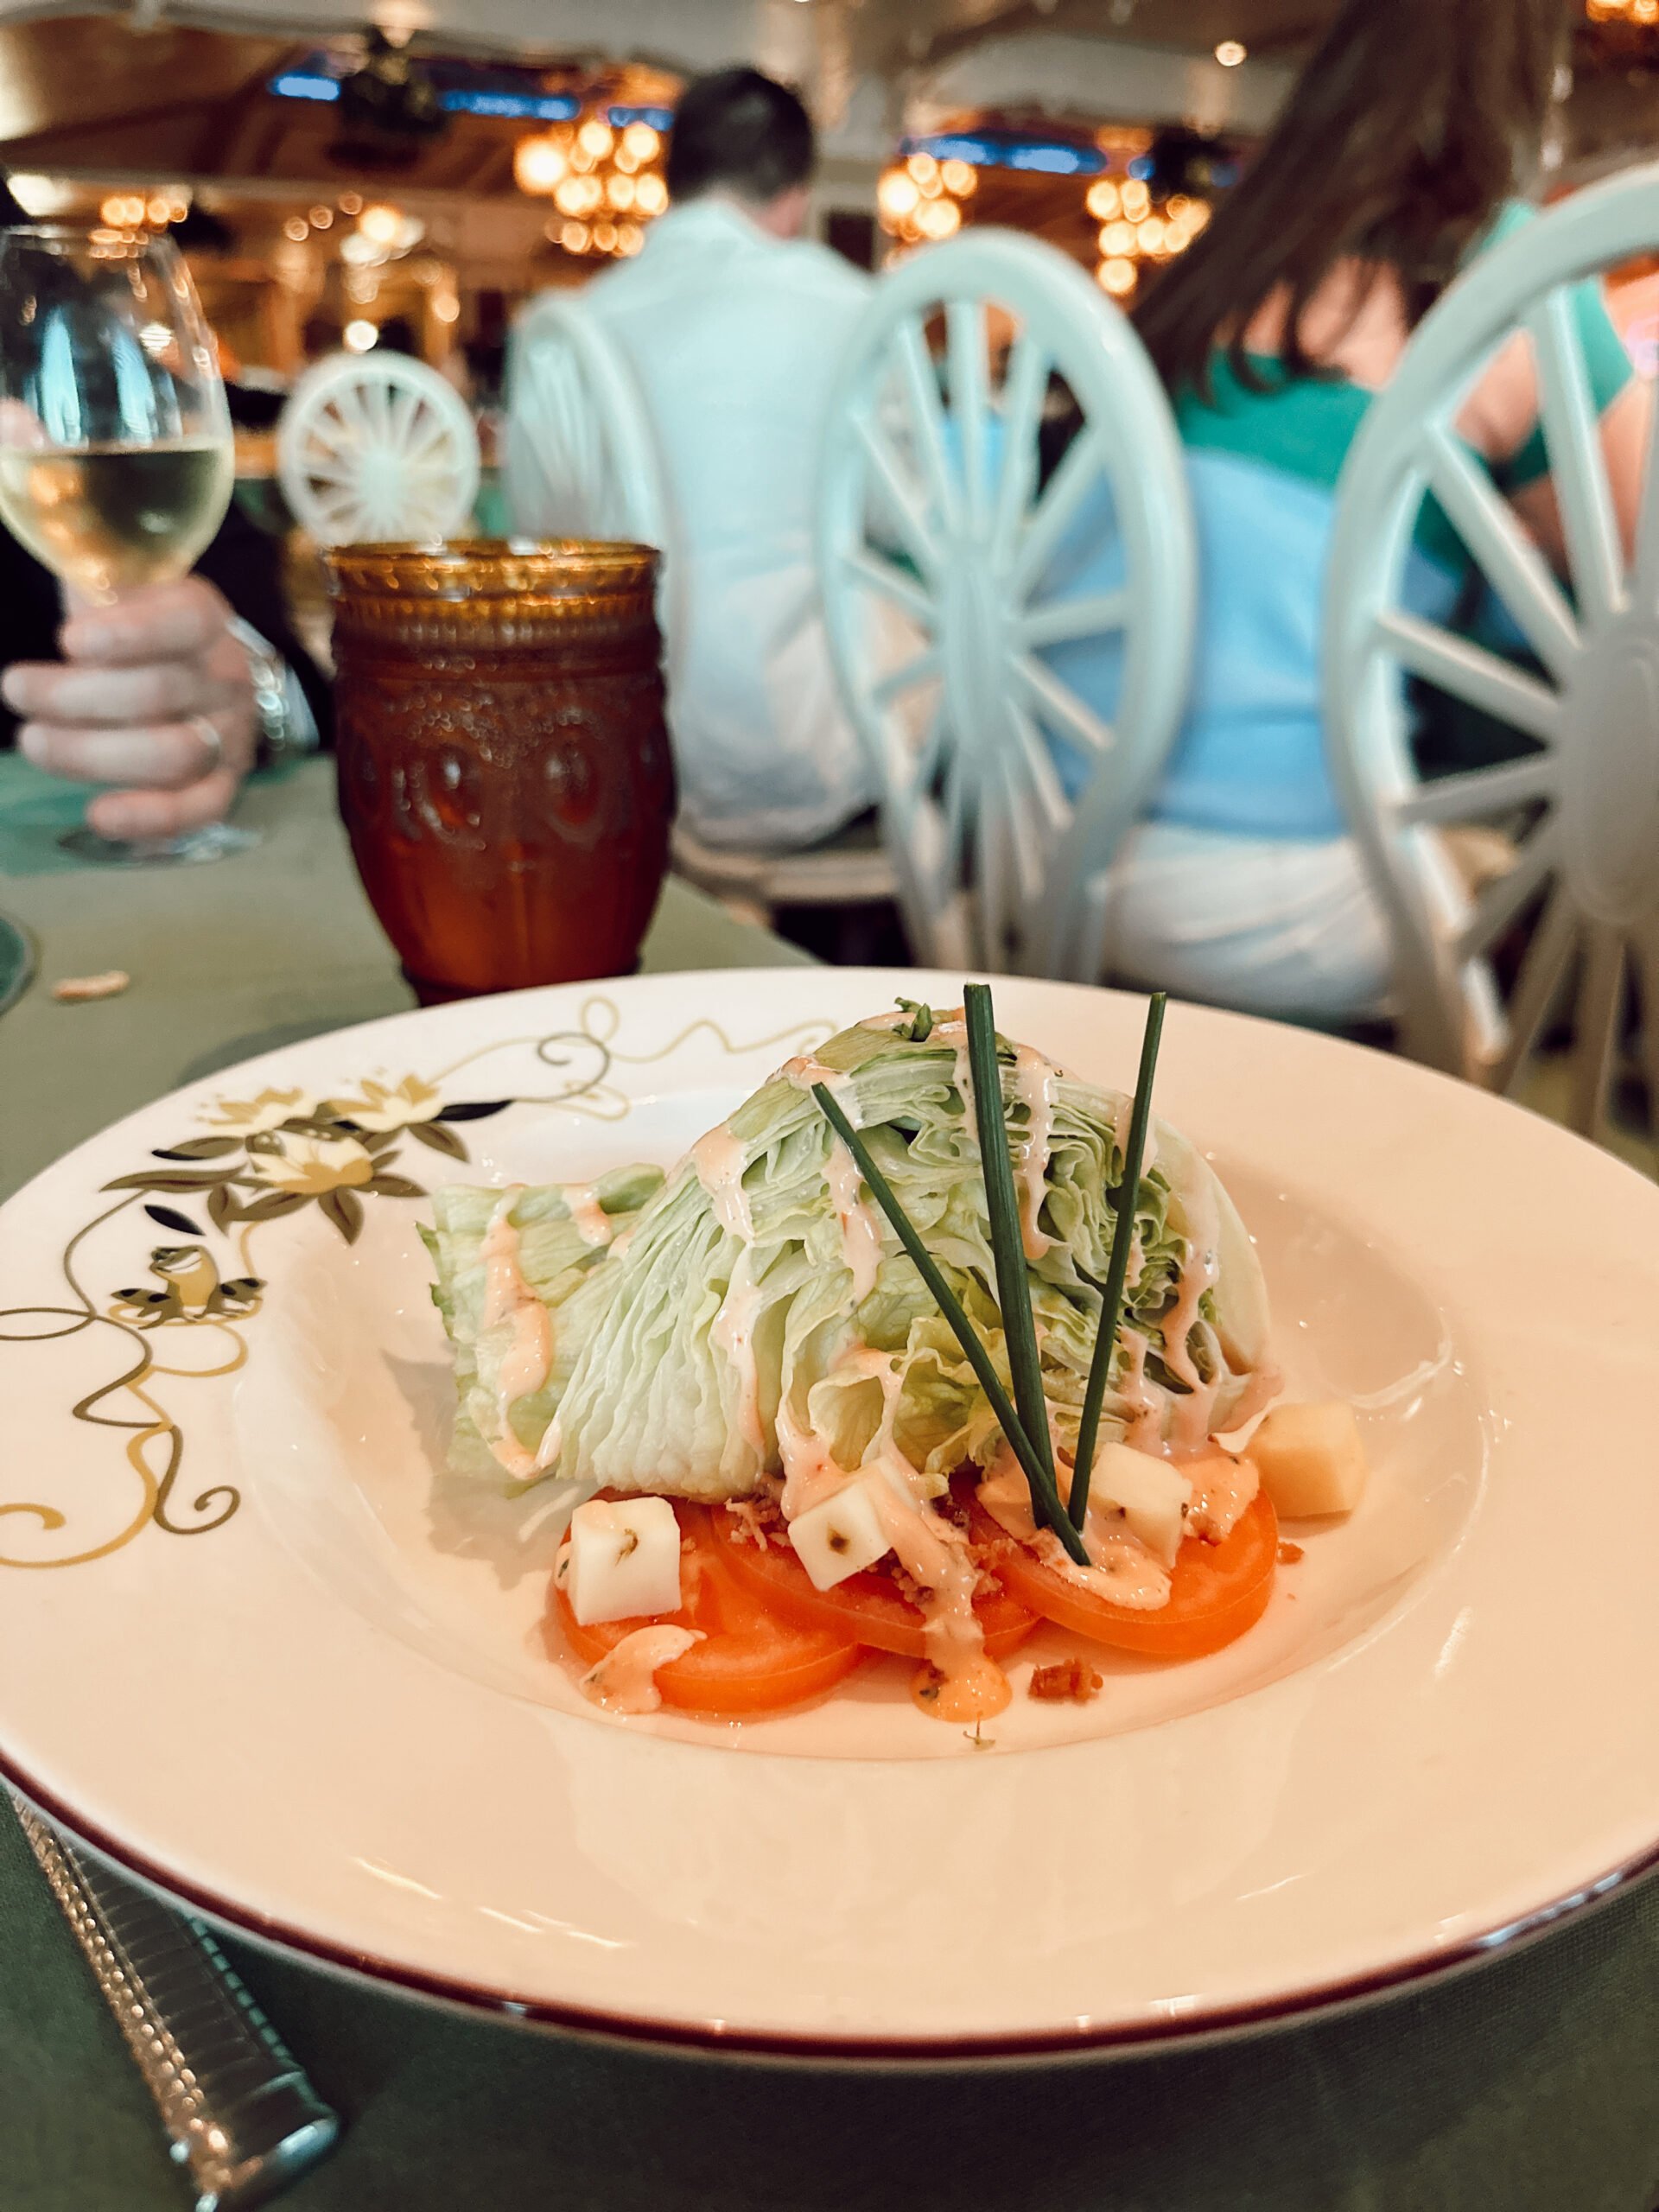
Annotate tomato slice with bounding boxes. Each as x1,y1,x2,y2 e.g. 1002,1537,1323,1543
969,1487,1279,1660
709,1481,1039,1661
551,1502,863,1715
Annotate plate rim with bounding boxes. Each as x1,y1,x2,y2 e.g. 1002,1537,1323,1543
7,1745,1652,2061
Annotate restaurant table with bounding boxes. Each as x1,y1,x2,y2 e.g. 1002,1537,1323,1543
4,754,1659,2212
0,753,810,1194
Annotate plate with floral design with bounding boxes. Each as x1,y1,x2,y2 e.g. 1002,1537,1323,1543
2,968,1658,2059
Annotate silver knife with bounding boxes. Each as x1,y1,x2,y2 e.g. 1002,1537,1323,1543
10,1792,341,2211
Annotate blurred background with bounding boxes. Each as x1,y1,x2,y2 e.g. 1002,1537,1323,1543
3,0,1655,424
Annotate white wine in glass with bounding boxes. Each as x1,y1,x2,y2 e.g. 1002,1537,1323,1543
0,439,233,599
0,226,252,864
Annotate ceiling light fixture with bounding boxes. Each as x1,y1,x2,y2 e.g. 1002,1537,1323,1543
1215,39,1247,66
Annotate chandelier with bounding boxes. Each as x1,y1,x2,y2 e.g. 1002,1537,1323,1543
874,129,1213,301
877,150,976,247
1090,175,1211,300
514,109,669,259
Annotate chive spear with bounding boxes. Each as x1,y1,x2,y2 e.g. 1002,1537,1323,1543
1071,990,1166,1531
963,982,1057,1499
811,1080,1087,1564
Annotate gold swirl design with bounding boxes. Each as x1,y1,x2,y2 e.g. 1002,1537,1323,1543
2,994,832,1567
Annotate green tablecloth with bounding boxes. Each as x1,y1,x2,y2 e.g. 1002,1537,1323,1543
0,753,808,1200
3,754,1659,2212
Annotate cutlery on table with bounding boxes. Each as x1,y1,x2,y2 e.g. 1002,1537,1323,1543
10,1792,340,2209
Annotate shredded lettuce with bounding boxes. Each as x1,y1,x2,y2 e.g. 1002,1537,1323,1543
424,1014,1271,1501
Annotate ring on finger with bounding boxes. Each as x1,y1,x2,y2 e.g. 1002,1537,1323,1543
188,713,224,775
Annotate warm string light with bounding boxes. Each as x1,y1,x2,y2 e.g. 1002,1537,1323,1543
358,201,405,247
1089,179,1211,300
97,188,189,232
334,197,423,307
322,199,442,333
876,148,976,246
516,111,665,257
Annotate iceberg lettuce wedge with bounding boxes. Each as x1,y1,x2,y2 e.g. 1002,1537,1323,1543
423,1010,1274,1503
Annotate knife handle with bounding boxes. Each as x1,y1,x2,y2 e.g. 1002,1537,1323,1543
12,1794,340,2212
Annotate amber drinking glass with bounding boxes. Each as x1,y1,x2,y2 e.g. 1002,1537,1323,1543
327,539,675,1001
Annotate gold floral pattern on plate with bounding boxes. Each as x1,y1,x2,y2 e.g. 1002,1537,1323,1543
0,997,830,1568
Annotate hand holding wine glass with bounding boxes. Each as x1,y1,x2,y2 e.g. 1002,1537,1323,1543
3,574,257,842
0,225,254,862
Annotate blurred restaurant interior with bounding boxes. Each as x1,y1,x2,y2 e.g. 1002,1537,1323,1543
3,6,1656,321
3,0,1657,388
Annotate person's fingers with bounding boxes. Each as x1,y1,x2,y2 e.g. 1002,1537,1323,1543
0,400,47,451
17,716,222,791
58,576,229,667
86,764,240,843
2,657,211,726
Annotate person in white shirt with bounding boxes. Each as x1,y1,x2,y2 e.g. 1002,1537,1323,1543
507,68,874,854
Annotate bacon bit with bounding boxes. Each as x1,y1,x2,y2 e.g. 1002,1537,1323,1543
52,969,130,1003
1277,1541,1305,1565
723,1497,778,1551
1028,1659,1104,1704
889,1560,929,1607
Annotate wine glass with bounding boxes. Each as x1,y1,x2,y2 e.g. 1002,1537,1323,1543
0,225,254,864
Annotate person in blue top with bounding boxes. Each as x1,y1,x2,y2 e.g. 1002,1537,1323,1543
1052,0,1649,1020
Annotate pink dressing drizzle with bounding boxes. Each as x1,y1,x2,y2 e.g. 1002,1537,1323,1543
774,1343,1002,1711
976,1452,1174,1611
1184,1450,1260,1544
692,1127,753,1243
558,1181,614,1248
1116,1324,1170,1454
868,1478,988,1680
578,1625,704,1714
710,1268,766,1463
780,1054,853,1096
1010,1046,1058,1260
824,1136,883,1301
478,1188,559,1479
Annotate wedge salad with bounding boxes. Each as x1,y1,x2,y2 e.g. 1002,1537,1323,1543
423,993,1369,1726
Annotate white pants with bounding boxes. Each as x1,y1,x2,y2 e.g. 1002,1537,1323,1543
1102,823,1393,1022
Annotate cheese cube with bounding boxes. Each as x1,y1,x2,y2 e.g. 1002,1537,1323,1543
789,1475,893,1591
1251,1401,1369,1518
566,1496,683,1626
1089,1442,1192,1567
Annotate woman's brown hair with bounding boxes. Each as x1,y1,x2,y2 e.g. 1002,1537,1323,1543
1134,0,1573,395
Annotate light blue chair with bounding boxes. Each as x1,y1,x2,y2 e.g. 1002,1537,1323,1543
1325,167,1659,1140
817,229,1196,976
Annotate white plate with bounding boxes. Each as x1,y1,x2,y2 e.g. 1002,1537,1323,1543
3,969,1656,2058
